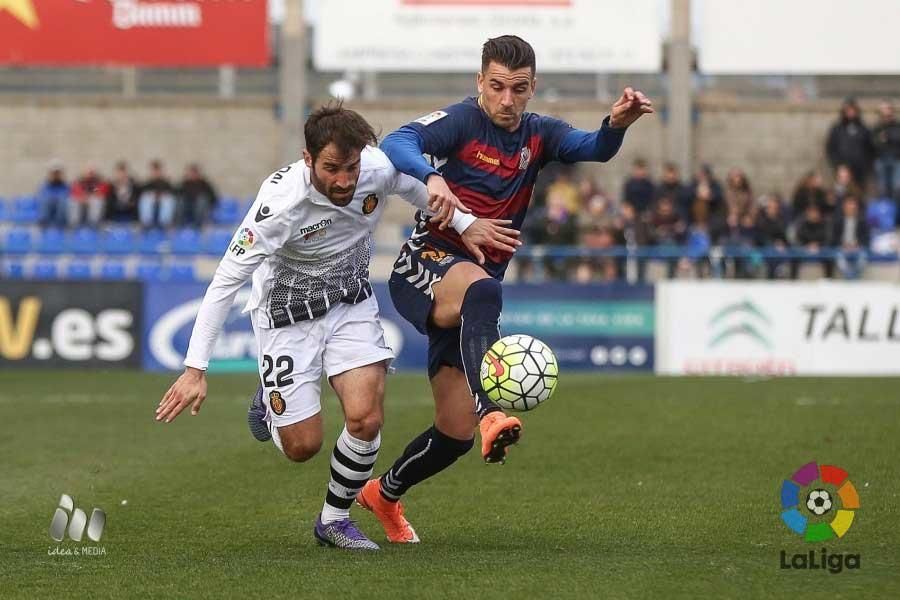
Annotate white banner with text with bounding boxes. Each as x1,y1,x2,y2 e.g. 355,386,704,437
656,281,900,376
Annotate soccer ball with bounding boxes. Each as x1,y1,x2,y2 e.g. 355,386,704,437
806,489,833,516
479,334,558,411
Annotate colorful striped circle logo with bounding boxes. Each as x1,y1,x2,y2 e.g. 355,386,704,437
780,462,860,542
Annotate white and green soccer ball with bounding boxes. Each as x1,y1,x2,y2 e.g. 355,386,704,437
480,334,558,411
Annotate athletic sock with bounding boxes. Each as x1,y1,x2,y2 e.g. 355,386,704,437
320,427,380,524
460,278,504,418
379,425,474,501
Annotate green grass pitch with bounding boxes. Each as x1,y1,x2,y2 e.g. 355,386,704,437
1,371,899,598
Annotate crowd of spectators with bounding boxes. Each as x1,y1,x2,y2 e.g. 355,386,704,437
524,97,900,281
36,159,218,230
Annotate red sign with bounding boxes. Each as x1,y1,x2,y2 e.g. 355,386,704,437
0,0,268,67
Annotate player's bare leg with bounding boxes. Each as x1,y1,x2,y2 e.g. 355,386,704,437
431,261,522,463
312,362,385,551
273,413,324,462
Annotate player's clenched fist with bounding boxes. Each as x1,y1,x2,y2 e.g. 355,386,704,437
460,218,522,265
156,367,208,423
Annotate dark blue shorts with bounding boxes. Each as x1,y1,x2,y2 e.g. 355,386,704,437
388,244,473,379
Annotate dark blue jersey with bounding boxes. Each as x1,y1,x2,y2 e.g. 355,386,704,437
382,96,626,278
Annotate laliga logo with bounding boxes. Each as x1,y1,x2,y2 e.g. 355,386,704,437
779,461,861,574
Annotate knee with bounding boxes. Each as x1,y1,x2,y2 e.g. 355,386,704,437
462,278,502,312
435,410,477,441
281,436,322,463
345,412,383,442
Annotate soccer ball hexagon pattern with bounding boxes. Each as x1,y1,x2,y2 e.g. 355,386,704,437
479,334,559,411
806,489,833,516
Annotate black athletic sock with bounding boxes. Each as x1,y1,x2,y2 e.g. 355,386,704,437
460,278,503,418
379,426,474,501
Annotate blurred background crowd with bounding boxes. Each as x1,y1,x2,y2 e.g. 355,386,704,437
523,98,900,281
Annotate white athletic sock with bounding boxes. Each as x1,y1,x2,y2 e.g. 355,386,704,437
320,427,380,524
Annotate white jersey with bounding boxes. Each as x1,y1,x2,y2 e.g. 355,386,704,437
184,145,475,370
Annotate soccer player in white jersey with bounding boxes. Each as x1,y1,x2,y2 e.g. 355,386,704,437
155,104,517,550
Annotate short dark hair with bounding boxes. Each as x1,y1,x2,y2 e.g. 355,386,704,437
481,35,536,75
304,102,377,162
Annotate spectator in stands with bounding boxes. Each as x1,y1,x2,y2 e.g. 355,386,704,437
525,183,578,279
179,163,218,226
873,101,900,199
791,170,829,217
576,224,620,282
791,203,832,278
712,208,758,279
826,97,874,186
684,201,712,278
657,162,690,220
830,164,863,214
575,183,619,282
755,193,789,278
37,161,69,228
138,160,177,229
105,161,139,222
724,168,755,221
648,195,685,278
622,158,655,215
543,169,581,213
68,165,109,228
834,196,869,251
688,164,725,225
616,201,651,281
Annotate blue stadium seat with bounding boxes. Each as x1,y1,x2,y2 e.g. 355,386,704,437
66,261,93,280
12,196,40,224
0,198,7,221
36,228,66,254
169,262,196,282
4,228,32,254
139,229,166,255
202,228,233,255
212,197,241,225
2,261,25,279
69,228,99,255
137,262,164,281
32,260,59,280
102,227,136,255
100,261,127,280
171,228,201,255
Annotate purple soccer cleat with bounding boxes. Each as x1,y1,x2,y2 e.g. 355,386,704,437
247,385,271,442
313,515,380,551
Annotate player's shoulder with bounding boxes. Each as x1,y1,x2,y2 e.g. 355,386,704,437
253,161,308,215
360,145,394,172
411,96,480,127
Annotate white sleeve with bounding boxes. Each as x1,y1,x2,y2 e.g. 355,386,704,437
183,187,296,370
388,169,476,234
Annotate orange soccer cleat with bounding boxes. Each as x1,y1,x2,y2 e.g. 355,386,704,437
356,479,420,544
479,411,522,464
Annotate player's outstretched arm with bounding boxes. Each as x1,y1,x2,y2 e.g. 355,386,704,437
609,87,654,129
156,367,208,423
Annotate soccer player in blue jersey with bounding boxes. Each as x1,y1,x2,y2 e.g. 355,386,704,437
357,35,653,543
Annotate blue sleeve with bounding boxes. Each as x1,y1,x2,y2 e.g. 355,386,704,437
381,102,472,183
380,128,438,184
556,116,627,164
